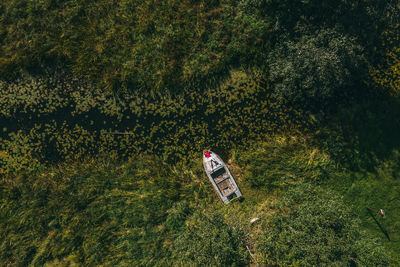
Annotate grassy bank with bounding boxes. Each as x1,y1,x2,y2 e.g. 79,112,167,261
1,129,398,265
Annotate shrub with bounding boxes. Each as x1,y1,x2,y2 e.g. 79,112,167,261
267,29,365,108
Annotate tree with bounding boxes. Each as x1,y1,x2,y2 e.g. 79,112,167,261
267,29,365,108
372,24,400,95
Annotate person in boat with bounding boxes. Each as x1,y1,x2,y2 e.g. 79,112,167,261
204,149,219,169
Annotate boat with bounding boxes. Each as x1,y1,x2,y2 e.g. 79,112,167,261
203,150,242,204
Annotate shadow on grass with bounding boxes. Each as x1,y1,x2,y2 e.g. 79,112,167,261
367,209,391,241
314,95,400,172
310,93,400,261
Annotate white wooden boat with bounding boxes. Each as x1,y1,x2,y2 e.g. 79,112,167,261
203,151,242,204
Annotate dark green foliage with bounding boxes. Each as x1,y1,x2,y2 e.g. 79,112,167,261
257,184,390,266
172,210,248,266
267,29,365,107
0,0,394,102
316,96,400,171
0,72,307,174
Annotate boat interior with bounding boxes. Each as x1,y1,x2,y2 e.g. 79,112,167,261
211,167,236,197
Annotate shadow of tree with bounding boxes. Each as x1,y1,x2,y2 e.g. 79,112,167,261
314,95,400,172
367,209,391,241
310,94,400,262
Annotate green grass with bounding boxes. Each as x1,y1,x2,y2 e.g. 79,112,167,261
342,164,400,263
321,127,400,264
0,157,209,266
317,97,400,264
229,115,400,265
2,131,399,265
1,97,400,265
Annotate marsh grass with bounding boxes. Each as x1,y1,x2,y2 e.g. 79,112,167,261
0,72,310,175
1,120,399,265
1,74,400,264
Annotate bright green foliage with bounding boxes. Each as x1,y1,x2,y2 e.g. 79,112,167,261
256,184,390,266
0,72,308,175
343,155,400,264
172,210,248,266
238,135,336,189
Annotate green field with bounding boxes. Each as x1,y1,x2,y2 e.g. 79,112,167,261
2,123,399,265
1,0,400,265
